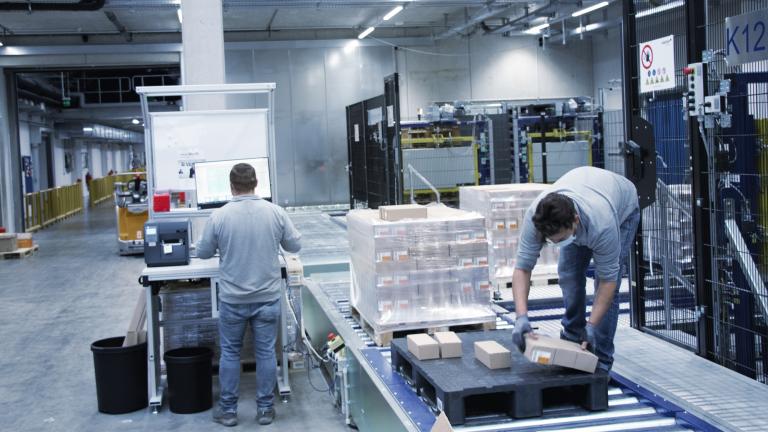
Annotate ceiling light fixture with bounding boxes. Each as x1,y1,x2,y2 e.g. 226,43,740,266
83,127,94,132
131,118,140,125
575,23,601,34
177,8,182,24
383,5,404,21
572,1,610,18
358,26,375,39
635,0,684,18
524,23,550,35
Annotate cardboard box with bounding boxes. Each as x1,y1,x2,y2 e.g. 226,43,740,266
430,412,454,432
407,333,440,360
524,334,599,373
474,340,511,369
434,331,463,358
17,233,32,249
379,204,428,221
0,233,16,253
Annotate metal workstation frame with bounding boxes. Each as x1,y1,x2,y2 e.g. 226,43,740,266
136,83,278,222
135,83,289,412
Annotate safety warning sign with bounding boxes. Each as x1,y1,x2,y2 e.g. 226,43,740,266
639,35,676,94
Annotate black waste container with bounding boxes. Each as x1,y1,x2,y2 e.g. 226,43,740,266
91,336,148,414
164,347,213,414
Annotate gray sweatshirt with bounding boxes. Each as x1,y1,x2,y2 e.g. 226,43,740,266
515,167,638,281
197,195,302,304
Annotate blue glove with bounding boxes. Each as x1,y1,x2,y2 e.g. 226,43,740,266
512,315,533,352
582,322,596,353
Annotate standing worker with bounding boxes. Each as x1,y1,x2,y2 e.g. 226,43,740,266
197,163,302,427
510,166,639,372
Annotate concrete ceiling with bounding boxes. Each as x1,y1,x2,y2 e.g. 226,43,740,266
0,0,602,39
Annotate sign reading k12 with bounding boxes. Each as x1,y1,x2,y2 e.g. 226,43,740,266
726,9,768,66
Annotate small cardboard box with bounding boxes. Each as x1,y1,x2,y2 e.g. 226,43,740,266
379,204,428,221
407,334,440,360
474,340,511,369
524,334,599,373
17,233,33,249
433,331,462,358
0,233,17,253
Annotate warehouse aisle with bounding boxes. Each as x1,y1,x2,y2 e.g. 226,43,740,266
0,204,346,431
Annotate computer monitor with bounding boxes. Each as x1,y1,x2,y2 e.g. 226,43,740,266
194,158,272,208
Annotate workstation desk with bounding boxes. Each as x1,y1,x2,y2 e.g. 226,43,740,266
139,258,294,413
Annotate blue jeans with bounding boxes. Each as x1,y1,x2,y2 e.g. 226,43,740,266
557,208,640,371
218,299,281,412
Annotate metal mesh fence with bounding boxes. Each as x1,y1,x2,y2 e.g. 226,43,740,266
701,0,768,384
603,110,626,175
632,0,700,350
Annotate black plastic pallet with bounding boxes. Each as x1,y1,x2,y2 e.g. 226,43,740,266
390,330,609,425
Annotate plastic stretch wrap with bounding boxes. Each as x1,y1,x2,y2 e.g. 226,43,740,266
348,205,495,332
161,285,255,362
459,184,559,284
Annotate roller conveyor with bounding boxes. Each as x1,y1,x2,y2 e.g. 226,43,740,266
291,211,768,432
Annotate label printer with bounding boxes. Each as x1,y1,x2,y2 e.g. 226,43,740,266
144,219,191,267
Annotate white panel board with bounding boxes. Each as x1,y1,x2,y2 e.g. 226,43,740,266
150,109,268,191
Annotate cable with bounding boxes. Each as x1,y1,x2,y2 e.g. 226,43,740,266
368,36,470,57
306,353,331,393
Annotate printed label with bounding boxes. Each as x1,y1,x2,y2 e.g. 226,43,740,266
495,219,506,231
456,232,471,242
460,258,474,268
462,282,473,294
396,275,409,286
508,218,519,230
378,276,394,286
395,250,409,261
476,256,489,266
477,281,491,292
378,300,393,312
397,300,410,310
377,251,393,262
374,227,391,237
532,349,552,365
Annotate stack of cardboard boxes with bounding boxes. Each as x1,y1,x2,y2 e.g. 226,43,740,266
348,204,495,333
459,184,559,289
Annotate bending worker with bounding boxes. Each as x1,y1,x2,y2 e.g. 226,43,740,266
197,163,302,427
510,166,639,372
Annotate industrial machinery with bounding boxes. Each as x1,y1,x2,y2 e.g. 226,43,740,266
347,92,604,209
114,173,148,255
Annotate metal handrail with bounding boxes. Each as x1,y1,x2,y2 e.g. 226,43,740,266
407,164,440,204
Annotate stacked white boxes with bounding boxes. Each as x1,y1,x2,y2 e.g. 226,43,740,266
459,184,559,288
348,204,495,333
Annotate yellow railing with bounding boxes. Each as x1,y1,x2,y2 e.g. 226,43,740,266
24,173,141,232
89,173,138,207
24,184,84,232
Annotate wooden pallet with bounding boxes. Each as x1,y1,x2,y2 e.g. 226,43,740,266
350,306,496,347
0,244,38,259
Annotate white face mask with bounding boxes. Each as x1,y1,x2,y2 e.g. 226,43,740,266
547,234,576,248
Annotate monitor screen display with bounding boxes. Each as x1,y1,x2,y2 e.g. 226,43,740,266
194,158,271,206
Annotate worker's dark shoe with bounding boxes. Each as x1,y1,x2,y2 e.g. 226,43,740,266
212,407,238,427
257,407,275,425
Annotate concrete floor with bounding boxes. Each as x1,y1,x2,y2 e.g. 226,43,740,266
0,204,348,432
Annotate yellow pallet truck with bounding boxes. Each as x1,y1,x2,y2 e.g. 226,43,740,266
114,173,148,255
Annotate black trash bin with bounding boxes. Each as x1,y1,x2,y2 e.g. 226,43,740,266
91,336,148,414
164,347,213,414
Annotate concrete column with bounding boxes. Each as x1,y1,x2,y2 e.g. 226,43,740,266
0,68,22,232
180,0,226,110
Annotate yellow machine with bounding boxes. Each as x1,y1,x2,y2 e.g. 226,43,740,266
114,173,148,255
